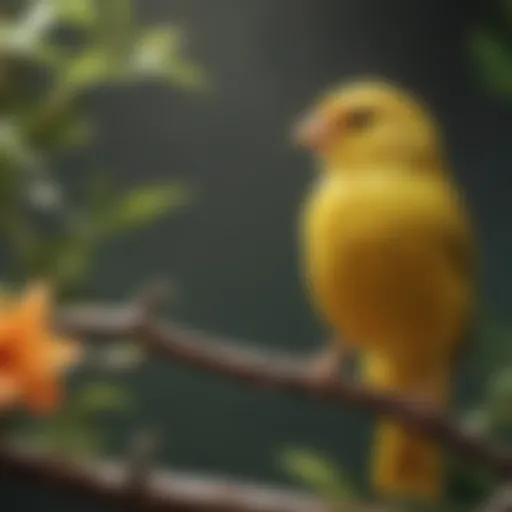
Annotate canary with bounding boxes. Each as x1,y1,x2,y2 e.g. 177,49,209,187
294,79,475,501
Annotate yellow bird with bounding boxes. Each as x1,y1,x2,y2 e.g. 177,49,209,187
293,79,475,501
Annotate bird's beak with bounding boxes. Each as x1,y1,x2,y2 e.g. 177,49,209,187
292,112,334,152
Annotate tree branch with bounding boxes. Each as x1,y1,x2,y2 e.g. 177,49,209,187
57,295,512,480
0,442,338,512
481,486,512,512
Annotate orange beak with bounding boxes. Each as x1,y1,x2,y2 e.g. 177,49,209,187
292,112,336,152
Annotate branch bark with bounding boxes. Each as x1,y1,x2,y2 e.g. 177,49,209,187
0,442,336,512
480,485,512,512
57,297,512,480
0,291,502,511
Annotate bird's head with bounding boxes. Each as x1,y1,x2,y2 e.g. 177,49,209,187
293,79,445,174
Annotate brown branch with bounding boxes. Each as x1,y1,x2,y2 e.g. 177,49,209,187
123,429,160,509
57,296,512,481
481,485,512,512
0,442,340,512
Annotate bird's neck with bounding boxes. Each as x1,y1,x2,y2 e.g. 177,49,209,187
319,150,448,178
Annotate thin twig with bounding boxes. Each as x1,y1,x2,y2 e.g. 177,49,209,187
480,485,512,512
124,429,160,510
0,442,337,512
57,292,512,480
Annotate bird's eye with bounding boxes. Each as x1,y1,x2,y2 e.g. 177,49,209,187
344,108,376,131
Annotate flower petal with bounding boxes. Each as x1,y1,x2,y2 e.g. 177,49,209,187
26,379,60,414
0,375,19,409
51,337,81,369
18,282,52,336
0,281,79,415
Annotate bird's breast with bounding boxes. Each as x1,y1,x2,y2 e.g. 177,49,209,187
299,171,469,355
301,173,432,276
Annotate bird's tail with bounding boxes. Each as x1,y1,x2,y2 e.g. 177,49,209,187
363,353,448,501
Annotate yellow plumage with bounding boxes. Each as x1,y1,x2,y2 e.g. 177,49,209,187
294,79,475,501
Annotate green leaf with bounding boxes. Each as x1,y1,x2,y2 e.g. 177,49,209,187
279,447,357,501
63,429,105,458
133,26,183,71
0,0,79,67
54,115,94,149
77,382,131,413
28,106,94,151
15,0,57,48
10,427,58,453
44,235,95,291
165,58,208,91
11,381,132,459
485,367,512,432
132,26,207,90
94,342,146,372
0,119,42,171
100,183,191,235
0,19,62,68
26,178,62,211
85,170,113,223
49,0,96,28
469,28,512,96
460,368,512,446
12,423,105,458
94,0,133,61
60,47,114,91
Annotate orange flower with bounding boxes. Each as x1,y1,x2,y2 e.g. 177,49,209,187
0,282,79,413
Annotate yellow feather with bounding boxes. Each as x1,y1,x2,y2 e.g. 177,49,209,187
296,79,475,501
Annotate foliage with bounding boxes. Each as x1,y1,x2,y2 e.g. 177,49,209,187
463,366,512,444
1,1,511,510
0,0,204,293
12,382,132,458
470,28,512,96
279,446,359,503
469,0,512,98
0,0,205,458
444,366,512,507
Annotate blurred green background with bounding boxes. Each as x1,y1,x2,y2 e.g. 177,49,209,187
2,0,512,510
